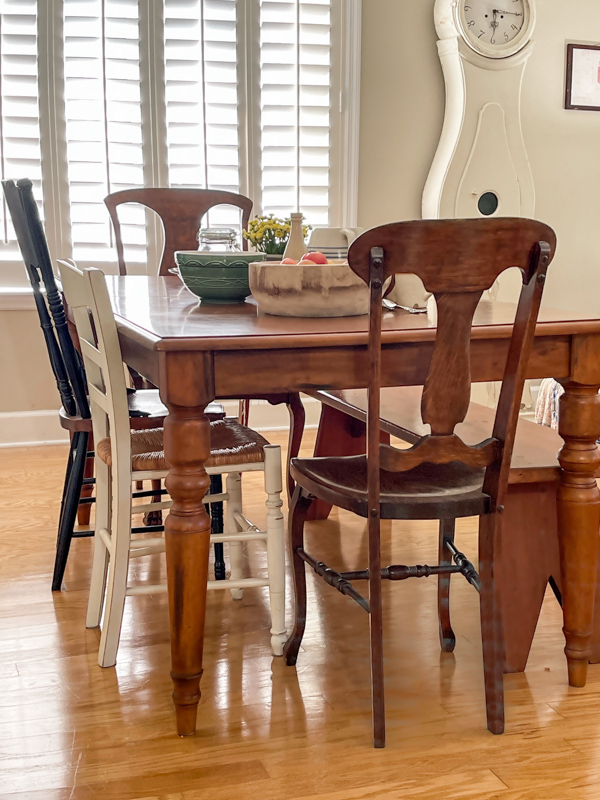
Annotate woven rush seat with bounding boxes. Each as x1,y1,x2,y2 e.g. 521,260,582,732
97,418,271,472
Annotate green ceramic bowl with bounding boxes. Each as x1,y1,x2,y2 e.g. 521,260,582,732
174,251,266,304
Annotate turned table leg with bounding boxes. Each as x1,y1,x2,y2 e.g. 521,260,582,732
163,404,212,735
557,380,600,687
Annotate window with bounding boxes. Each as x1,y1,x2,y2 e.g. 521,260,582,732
0,1,41,261
0,0,360,288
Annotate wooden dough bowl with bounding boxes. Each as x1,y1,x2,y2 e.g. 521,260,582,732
249,260,369,318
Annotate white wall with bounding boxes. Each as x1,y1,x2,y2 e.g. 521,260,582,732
358,0,600,316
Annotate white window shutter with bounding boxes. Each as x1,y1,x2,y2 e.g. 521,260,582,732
0,0,356,288
164,0,242,230
63,0,146,265
259,0,332,224
0,0,42,258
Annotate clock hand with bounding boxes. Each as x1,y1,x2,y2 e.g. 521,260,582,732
490,9,499,43
492,8,523,14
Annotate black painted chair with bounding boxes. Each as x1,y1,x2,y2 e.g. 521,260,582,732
3,179,175,589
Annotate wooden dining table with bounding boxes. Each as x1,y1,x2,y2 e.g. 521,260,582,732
106,274,600,736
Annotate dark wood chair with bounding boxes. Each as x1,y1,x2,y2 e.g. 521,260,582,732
3,178,224,590
103,187,253,276
304,386,600,671
284,217,556,747
104,186,255,579
104,187,305,579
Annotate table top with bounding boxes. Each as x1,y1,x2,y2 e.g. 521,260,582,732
106,275,600,352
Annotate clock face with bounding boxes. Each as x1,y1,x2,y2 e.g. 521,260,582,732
458,0,532,58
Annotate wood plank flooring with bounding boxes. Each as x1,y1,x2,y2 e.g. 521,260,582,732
2,431,600,799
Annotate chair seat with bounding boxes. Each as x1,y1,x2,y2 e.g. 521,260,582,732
97,418,270,472
290,455,491,520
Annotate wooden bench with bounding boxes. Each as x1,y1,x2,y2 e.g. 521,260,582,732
306,387,600,672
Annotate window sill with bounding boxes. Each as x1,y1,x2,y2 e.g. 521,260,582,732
0,287,35,311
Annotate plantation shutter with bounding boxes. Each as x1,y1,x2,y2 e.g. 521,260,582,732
0,0,42,273
63,0,146,265
164,0,242,231
0,0,353,291
259,0,332,224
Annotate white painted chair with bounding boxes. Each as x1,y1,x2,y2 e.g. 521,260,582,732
58,260,286,668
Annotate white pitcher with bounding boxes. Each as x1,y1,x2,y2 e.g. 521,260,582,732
308,226,364,254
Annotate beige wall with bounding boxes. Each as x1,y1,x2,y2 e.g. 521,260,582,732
0,310,57,413
358,0,600,316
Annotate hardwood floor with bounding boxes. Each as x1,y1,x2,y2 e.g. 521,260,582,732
2,431,600,799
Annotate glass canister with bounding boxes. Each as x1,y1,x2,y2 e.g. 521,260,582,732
197,227,240,252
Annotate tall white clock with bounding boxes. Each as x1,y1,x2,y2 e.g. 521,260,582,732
423,0,536,404
423,0,536,227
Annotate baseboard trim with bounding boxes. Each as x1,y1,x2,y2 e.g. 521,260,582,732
0,397,322,449
0,410,69,449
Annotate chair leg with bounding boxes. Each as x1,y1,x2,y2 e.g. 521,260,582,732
97,472,133,668
226,472,244,600
479,513,505,734
285,393,306,500
143,479,163,527
77,433,94,525
438,518,456,653
210,474,226,580
368,513,385,749
264,446,286,656
52,431,89,591
86,459,111,628
283,485,313,666
238,398,250,426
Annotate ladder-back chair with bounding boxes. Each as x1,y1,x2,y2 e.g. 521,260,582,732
284,217,556,747
58,259,286,667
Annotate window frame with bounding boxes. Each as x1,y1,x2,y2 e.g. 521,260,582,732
0,0,361,299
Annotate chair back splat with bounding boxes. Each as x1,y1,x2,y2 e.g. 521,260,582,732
348,218,556,518
104,187,253,276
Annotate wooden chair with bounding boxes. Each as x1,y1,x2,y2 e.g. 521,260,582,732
304,386,600,672
284,218,556,747
58,259,286,667
104,186,254,554
103,187,253,277
2,178,174,590
103,186,302,580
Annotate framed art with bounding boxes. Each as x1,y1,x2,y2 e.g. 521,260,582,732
565,43,600,111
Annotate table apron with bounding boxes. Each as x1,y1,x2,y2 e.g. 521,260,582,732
212,335,571,397
117,332,572,398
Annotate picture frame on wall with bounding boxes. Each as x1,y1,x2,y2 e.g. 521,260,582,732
565,43,600,111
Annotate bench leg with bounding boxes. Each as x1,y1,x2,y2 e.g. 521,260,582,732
497,482,558,673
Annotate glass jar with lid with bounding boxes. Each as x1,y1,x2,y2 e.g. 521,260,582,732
197,227,240,252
